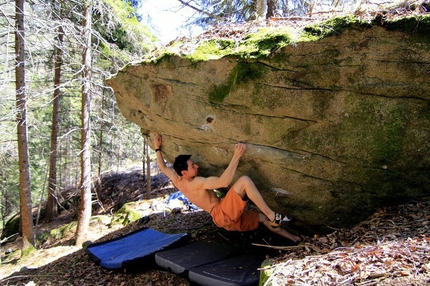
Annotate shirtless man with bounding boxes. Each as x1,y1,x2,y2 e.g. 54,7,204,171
154,134,301,243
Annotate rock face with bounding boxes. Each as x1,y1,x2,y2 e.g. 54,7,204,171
107,22,430,234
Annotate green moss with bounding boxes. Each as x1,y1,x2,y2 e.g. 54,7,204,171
145,14,429,65
373,106,405,161
334,97,406,165
110,202,143,226
36,231,51,245
235,28,292,58
303,15,370,40
50,221,78,240
208,61,268,103
259,259,276,286
151,52,177,65
4,215,20,236
383,15,430,36
209,79,234,103
184,27,294,62
190,39,236,61
22,244,36,257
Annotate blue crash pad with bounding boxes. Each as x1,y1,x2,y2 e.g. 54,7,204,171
166,191,199,212
86,228,187,270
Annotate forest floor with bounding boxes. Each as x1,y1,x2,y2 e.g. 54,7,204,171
0,166,429,285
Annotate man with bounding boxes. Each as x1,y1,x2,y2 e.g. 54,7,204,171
153,134,301,243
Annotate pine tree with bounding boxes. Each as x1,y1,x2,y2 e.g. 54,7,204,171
75,0,93,247
15,0,35,249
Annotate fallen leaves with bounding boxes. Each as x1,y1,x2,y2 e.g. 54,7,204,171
262,199,430,285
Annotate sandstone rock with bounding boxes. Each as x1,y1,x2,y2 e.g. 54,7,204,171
107,17,430,234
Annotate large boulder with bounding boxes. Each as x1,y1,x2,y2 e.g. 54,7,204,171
107,16,430,234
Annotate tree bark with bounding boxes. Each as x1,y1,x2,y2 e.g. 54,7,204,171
266,0,276,18
45,0,64,221
15,0,35,248
255,0,267,19
97,86,106,177
145,139,150,199
75,0,92,247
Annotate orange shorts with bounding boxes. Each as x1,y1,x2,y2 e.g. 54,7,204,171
210,188,259,232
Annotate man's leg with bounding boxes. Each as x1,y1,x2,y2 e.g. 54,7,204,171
231,176,293,226
258,213,301,243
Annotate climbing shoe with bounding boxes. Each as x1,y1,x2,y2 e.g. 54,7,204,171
270,212,295,228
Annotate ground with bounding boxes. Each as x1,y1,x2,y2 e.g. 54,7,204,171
0,166,429,285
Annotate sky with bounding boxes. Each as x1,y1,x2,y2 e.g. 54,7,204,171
140,0,203,44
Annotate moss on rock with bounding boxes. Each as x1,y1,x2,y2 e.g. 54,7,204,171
379,14,430,36
208,61,269,103
303,15,371,41
110,202,144,226
50,221,78,240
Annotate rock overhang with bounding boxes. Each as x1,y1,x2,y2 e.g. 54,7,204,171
107,14,430,234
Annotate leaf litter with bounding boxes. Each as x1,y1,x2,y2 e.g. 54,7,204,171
260,199,430,285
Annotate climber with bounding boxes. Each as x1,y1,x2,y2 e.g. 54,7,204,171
153,134,301,243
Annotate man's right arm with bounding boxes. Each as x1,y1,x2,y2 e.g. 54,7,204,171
153,134,178,182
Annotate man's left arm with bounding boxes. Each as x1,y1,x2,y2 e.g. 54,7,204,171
201,143,246,190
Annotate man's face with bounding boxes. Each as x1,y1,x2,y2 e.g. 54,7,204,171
185,159,198,177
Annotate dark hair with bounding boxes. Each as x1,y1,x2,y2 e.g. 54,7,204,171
173,155,192,176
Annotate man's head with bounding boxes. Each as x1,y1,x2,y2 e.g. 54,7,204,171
173,154,192,176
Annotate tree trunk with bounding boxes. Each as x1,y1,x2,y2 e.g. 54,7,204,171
45,0,64,221
15,0,35,248
266,0,276,18
255,0,267,19
97,86,106,177
145,139,151,199
75,1,92,247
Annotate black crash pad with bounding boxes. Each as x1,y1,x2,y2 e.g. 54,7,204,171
189,253,262,286
155,240,236,274
155,240,262,286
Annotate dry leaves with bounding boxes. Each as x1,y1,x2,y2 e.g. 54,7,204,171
262,200,430,285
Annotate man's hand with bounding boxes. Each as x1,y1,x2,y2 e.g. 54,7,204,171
154,134,162,149
233,142,246,158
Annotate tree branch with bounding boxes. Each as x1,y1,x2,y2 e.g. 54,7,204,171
176,0,224,21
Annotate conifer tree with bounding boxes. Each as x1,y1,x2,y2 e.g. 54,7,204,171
15,0,35,248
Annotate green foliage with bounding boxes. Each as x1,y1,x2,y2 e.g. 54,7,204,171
95,0,156,56
189,0,255,28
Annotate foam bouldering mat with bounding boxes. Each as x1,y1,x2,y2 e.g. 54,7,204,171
86,228,187,270
155,240,236,274
188,253,262,286
155,240,262,286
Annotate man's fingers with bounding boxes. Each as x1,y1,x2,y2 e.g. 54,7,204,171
235,142,247,153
